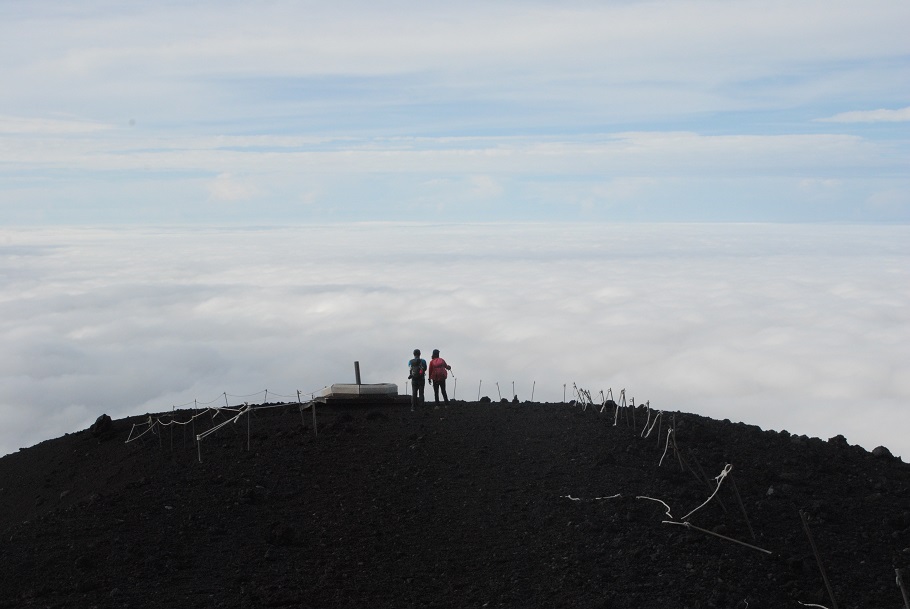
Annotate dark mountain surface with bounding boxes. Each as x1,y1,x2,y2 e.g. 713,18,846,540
1,399,909,609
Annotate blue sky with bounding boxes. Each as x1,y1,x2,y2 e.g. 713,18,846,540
1,0,908,224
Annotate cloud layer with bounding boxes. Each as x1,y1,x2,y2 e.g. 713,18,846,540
2,224,908,458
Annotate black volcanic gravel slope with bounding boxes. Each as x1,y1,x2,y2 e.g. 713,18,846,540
1,400,909,609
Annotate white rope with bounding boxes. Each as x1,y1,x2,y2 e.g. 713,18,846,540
642,411,663,439
195,394,224,406
637,495,674,520
267,391,298,399
572,383,584,410
680,463,732,522
561,493,622,502
798,603,830,609
659,428,674,467
226,390,268,399
156,408,216,427
254,403,291,411
125,416,157,444
196,404,251,441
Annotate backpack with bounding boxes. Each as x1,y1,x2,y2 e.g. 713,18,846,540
409,359,425,380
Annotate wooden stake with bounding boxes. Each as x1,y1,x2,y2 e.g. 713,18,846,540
800,510,839,609
896,568,910,609
730,476,756,540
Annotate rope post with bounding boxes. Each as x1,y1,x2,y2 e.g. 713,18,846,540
531,381,536,402
672,418,684,471
223,392,229,408
298,390,305,427
477,380,482,401
354,361,361,384
730,476,755,540
196,435,202,463
896,568,910,609
563,384,566,403
800,510,839,609
246,403,250,452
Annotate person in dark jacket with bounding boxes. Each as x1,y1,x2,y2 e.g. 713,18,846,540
407,348,427,410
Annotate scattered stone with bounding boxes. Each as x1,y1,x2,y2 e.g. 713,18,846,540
828,434,849,447
872,446,893,459
89,414,113,438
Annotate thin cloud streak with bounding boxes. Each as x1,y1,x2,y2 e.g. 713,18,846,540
818,106,910,123
1,224,908,459
1,1,908,224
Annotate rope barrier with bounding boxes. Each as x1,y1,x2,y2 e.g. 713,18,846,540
642,411,662,439
637,495,674,520
124,384,323,451
267,391,298,399
195,394,224,406
125,416,158,444
155,409,215,428
226,390,268,399
680,463,732,521
561,494,622,502
196,404,250,441
659,428,674,467
131,381,662,466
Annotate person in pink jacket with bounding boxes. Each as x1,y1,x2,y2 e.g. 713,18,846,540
428,349,452,406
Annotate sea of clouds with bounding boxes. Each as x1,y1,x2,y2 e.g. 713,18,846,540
1,223,908,458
